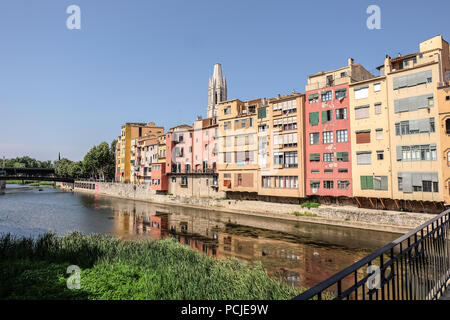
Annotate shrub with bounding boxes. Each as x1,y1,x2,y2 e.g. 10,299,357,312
301,202,320,209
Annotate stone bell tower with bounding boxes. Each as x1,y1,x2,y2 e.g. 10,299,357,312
207,63,227,119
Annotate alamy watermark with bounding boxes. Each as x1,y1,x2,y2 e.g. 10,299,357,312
67,265,81,290
367,5,381,30
66,5,81,30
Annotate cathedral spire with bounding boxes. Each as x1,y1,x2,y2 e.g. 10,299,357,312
207,63,227,119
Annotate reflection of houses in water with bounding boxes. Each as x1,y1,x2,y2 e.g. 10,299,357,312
112,203,368,289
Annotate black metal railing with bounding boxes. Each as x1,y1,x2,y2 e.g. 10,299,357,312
293,209,450,300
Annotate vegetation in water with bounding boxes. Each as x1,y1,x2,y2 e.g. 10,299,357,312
0,232,304,300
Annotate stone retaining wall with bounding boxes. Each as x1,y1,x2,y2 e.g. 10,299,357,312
59,181,435,233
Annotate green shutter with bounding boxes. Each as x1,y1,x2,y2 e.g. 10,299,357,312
343,152,349,162
367,176,374,189
258,107,266,119
309,112,319,125
322,110,328,123
360,176,366,190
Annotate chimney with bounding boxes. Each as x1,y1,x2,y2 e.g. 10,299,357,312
348,58,354,66
397,52,402,57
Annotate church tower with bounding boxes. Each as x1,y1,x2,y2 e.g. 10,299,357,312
207,63,227,119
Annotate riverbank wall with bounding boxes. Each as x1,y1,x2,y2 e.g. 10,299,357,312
59,181,434,234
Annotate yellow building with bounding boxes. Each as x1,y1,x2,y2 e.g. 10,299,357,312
118,122,164,183
217,98,260,197
380,35,450,208
438,82,450,204
258,93,306,200
349,76,393,207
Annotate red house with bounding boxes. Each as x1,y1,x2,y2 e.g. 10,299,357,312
304,59,373,198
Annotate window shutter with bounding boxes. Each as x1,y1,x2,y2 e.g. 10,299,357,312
360,176,366,189
322,110,328,123
366,176,374,189
381,176,388,190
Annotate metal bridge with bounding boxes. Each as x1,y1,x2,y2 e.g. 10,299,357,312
293,209,450,300
0,167,74,183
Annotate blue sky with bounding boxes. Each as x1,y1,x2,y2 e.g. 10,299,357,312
0,0,449,161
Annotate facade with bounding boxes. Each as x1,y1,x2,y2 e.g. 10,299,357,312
136,135,159,184
115,136,121,181
304,59,373,198
258,93,307,200
349,76,393,206
117,122,164,183
157,133,166,164
217,98,260,197
381,36,450,206
166,120,225,198
438,82,450,204
207,64,227,119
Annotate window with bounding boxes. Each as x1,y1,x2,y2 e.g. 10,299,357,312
446,119,450,135
393,70,432,89
324,169,333,173
324,180,334,189
181,176,188,186
335,88,346,100
323,131,333,144
360,176,374,190
310,133,320,145
377,150,384,160
284,151,298,168
323,153,334,162
354,86,369,100
338,168,348,173
357,152,371,165
373,176,388,190
311,169,320,174
356,131,370,144
224,106,231,115
310,153,320,162
394,94,434,113
322,91,332,102
374,103,382,115
338,180,350,190
355,105,370,119
376,129,383,140
258,107,267,119
309,93,319,104
224,121,231,130
273,152,284,165
374,83,381,92
310,181,320,190
336,130,348,143
237,174,242,187
309,112,319,126
336,152,349,162
322,110,332,123
336,108,347,120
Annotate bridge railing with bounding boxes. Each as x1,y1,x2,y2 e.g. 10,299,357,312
293,209,450,300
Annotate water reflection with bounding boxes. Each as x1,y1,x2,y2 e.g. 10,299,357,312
104,195,399,289
0,187,400,289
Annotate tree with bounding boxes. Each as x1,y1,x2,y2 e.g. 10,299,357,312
54,158,73,177
83,141,116,180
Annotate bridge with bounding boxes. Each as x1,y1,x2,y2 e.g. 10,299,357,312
0,167,74,183
293,209,450,300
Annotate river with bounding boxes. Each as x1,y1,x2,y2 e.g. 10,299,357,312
0,184,401,289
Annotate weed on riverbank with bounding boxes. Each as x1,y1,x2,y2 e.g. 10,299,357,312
0,232,304,300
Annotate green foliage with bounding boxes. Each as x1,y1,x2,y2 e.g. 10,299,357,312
293,211,318,217
3,156,52,169
215,197,228,201
0,232,303,300
301,202,321,209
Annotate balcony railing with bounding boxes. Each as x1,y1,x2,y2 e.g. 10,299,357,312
293,209,450,300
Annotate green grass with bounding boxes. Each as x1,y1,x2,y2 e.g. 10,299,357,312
301,201,321,209
0,232,304,300
215,197,228,201
293,211,318,218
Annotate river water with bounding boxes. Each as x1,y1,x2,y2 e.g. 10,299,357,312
0,185,401,289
